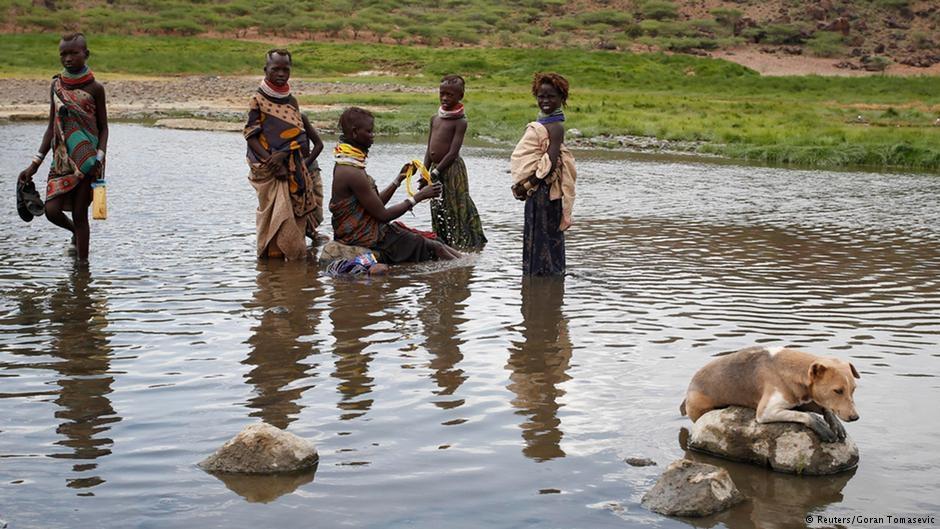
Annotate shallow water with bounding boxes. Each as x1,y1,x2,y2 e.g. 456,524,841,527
1,123,938,529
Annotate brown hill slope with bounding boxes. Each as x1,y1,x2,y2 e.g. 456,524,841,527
3,0,938,73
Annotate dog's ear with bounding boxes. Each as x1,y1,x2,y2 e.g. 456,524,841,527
850,363,860,379
810,362,827,380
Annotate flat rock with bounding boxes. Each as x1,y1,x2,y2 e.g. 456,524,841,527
199,422,318,474
641,459,744,517
318,240,371,265
689,407,858,475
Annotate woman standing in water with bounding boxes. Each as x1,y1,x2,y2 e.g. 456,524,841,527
510,72,576,276
18,33,109,262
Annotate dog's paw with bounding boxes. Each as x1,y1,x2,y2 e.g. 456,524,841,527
830,419,847,441
809,415,838,443
823,410,847,441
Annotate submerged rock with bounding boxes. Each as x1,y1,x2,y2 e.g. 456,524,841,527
688,407,858,475
318,240,371,265
641,459,744,517
625,457,657,467
199,423,318,474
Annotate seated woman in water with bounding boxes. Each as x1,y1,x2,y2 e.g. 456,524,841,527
510,72,577,277
244,48,324,260
330,107,461,264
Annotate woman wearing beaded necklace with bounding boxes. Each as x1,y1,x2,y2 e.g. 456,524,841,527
510,72,577,277
17,32,109,262
244,49,325,260
330,107,461,264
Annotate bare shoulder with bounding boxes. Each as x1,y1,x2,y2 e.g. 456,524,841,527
544,121,565,141
333,164,359,180
88,80,106,97
334,164,369,185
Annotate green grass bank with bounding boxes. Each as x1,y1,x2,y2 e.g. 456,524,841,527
3,34,940,171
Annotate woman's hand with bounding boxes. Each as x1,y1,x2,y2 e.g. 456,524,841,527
266,150,288,166
265,151,290,180
18,162,38,183
414,182,443,202
559,215,572,232
304,154,319,171
396,162,412,186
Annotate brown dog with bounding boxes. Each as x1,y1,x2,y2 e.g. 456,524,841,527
681,346,860,442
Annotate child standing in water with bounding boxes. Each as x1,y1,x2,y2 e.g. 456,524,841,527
17,33,109,262
510,73,577,276
421,75,487,250
244,49,325,260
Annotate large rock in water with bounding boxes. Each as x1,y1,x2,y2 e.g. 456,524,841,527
199,423,318,473
318,240,371,265
689,407,858,475
641,459,745,517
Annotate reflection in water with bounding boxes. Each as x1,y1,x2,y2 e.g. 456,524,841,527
506,277,572,461
680,429,855,529
46,268,118,492
1,125,938,527
206,465,318,504
242,261,323,429
421,267,472,411
329,283,383,421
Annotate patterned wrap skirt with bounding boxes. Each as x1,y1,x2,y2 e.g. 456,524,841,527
429,156,486,251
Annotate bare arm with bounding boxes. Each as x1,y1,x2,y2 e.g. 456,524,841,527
18,83,55,182
434,119,467,174
378,168,406,204
341,167,442,223
544,122,564,178
422,116,434,169
301,114,323,162
349,169,414,223
92,82,108,175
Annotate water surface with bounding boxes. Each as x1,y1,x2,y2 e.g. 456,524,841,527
1,124,938,529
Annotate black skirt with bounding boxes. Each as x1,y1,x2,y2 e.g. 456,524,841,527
373,224,436,264
522,182,565,276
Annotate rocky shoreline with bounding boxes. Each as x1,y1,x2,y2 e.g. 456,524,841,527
0,75,424,130
0,76,710,156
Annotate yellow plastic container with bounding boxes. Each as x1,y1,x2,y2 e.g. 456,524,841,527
92,180,107,220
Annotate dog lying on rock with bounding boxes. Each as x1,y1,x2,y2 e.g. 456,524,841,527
681,346,860,442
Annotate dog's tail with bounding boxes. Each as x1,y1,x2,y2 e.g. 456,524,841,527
679,399,687,416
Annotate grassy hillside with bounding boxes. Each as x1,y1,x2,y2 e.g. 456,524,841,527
2,0,938,68
4,33,940,170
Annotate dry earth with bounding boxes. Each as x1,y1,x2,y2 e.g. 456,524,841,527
712,48,940,76
0,76,428,130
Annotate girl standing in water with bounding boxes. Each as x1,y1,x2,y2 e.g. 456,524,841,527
510,73,577,276
18,33,109,262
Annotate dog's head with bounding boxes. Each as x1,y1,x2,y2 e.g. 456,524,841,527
809,358,860,422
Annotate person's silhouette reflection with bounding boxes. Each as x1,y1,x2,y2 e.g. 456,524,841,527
420,267,472,411
506,276,572,461
329,282,387,420
243,261,324,429
46,267,118,492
